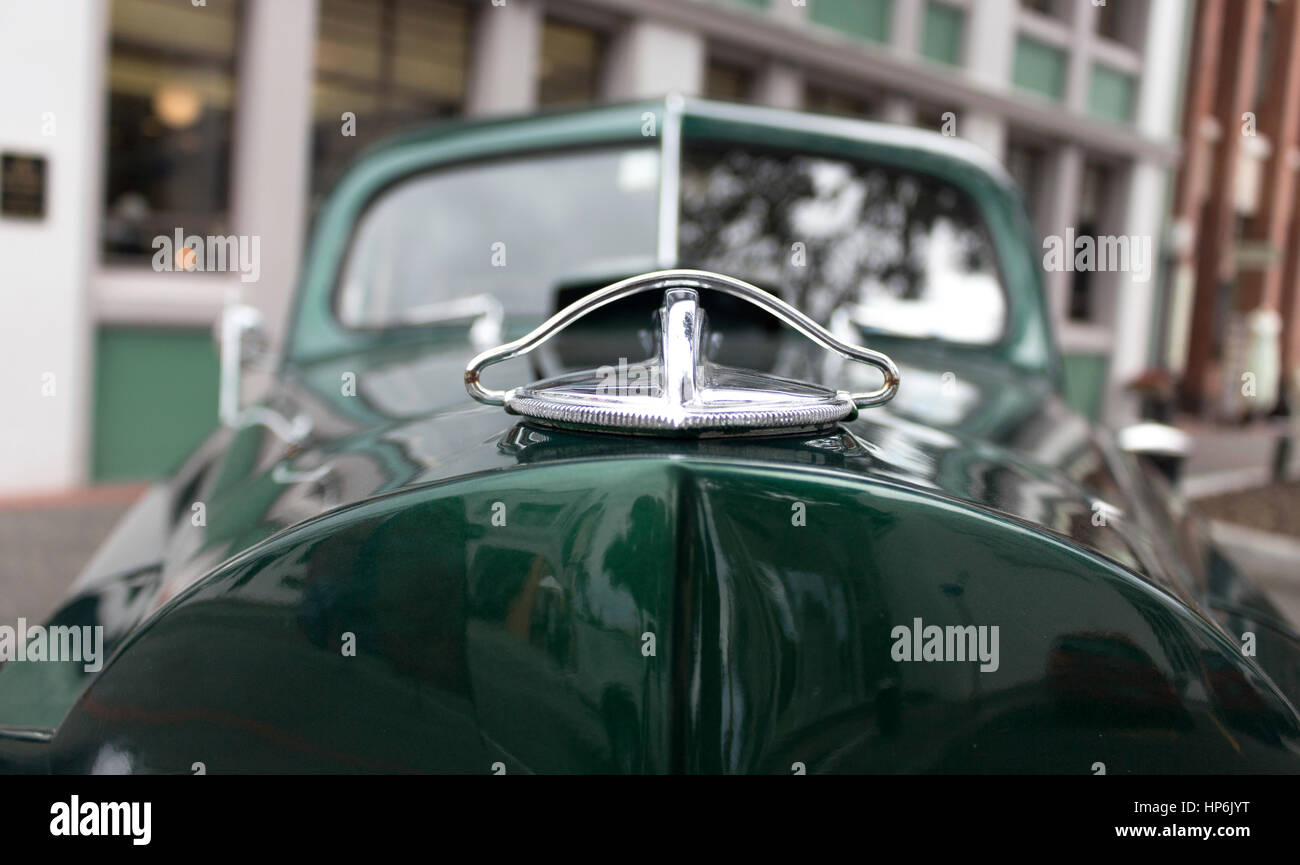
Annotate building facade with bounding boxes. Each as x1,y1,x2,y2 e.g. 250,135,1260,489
0,0,1189,496
1171,0,1300,421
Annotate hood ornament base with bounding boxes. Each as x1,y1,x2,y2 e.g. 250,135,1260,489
465,270,899,437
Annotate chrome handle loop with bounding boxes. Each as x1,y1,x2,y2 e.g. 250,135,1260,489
464,268,900,409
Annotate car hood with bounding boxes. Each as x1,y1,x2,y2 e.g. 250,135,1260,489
12,334,1300,770
80,334,1187,612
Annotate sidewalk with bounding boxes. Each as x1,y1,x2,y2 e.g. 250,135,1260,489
1176,417,1300,627
1179,417,1299,499
0,484,145,626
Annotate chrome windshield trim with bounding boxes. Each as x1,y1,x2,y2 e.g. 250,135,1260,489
656,93,684,267
0,726,54,743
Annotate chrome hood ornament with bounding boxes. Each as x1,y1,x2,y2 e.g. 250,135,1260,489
465,269,899,436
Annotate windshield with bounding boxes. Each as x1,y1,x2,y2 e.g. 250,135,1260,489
679,143,1006,345
337,146,662,326
336,140,1007,345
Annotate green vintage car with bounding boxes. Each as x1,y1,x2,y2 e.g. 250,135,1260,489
3,98,1300,773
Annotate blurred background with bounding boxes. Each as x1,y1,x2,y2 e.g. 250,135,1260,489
1,0,1299,616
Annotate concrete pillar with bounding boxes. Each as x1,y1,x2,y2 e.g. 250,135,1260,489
891,0,924,56
878,97,916,126
961,111,1006,162
754,62,803,110
1104,162,1170,422
602,19,705,101
965,0,1016,89
1040,145,1086,328
0,0,106,493
466,0,542,115
1064,0,1100,113
1103,0,1189,423
772,0,808,25
230,0,318,358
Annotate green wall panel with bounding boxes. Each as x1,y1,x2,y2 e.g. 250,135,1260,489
93,327,219,482
810,0,893,43
1012,35,1067,101
921,1,964,66
1088,63,1136,123
1061,352,1109,421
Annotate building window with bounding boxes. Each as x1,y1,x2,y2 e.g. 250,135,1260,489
1012,35,1067,101
1070,160,1114,322
803,84,874,118
538,17,607,107
705,57,757,103
312,0,473,201
1094,0,1148,50
921,1,965,66
809,0,893,44
1019,0,1068,22
1004,140,1046,230
914,102,955,134
103,0,242,263
1088,64,1136,124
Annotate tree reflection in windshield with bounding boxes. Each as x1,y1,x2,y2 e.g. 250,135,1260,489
678,144,1006,345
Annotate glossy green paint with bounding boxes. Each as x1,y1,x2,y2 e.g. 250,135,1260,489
8,102,1300,773
39,456,1300,772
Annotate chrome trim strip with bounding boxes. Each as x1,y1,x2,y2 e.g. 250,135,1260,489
0,726,54,743
656,93,684,267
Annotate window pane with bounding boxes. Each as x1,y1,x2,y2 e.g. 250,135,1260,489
312,0,473,201
538,18,606,107
337,147,661,327
1070,161,1114,322
804,85,874,118
1019,0,1066,22
103,0,241,262
679,144,1008,345
1013,35,1067,101
1004,141,1045,227
810,0,893,43
704,58,756,103
1088,64,1135,124
921,1,964,66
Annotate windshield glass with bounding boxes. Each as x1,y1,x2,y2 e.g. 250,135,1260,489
337,146,662,326
678,143,1006,345
336,140,1007,345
